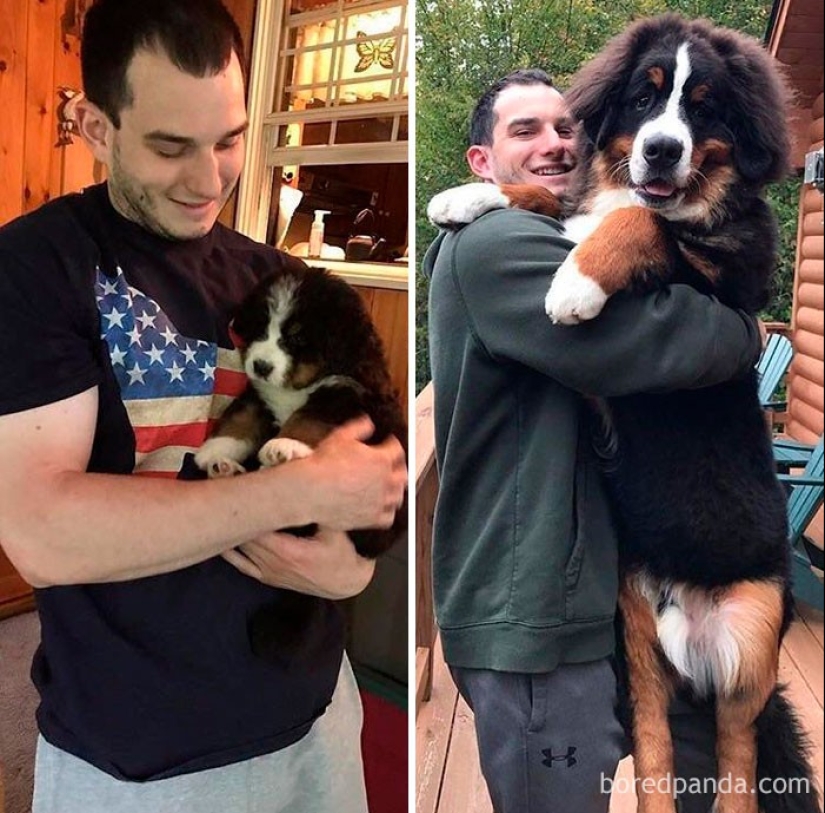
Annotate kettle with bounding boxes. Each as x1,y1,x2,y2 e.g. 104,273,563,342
345,209,386,261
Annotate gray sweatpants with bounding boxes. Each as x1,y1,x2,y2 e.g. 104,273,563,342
32,655,368,813
451,659,717,813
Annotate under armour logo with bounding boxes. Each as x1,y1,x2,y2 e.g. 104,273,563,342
541,747,577,767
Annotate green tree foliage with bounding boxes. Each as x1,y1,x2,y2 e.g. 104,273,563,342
416,0,781,392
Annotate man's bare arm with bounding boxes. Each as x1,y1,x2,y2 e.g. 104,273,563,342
0,386,406,587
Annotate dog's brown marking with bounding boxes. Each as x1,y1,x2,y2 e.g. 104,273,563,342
287,362,321,390
690,83,710,103
573,207,670,295
713,580,784,813
620,575,679,813
212,390,272,447
683,157,736,229
578,138,635,207
499,183,562,218
603,134,634,164
278,412,336,448
648,66,666,90
680,247,720,283
691,138,731,170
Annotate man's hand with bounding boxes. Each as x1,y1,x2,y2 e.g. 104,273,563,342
222,527,376,599
297,416,407,532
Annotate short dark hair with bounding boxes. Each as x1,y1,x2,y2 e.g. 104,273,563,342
469,69,556,146
81,0,245,128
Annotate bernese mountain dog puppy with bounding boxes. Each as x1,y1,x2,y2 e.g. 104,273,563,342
196,265,407,663
429,14,818,813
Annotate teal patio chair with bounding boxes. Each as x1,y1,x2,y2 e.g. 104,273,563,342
779,437,824,611
756,333,793,411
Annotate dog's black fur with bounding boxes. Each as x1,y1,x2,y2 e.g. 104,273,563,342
196,265,407,664
564,16,817,812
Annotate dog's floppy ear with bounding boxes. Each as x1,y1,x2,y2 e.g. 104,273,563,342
565,17,665,149
704,22,792,184
231,276,272,344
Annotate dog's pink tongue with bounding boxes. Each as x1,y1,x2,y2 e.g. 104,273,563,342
643,180,676,197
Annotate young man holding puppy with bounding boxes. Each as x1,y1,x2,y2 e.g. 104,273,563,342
424,69,763,813
0,1,406,811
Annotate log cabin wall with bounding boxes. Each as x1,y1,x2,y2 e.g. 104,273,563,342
787,85,825,445
0,0,258,230
786,83,824,554
0,0,97,227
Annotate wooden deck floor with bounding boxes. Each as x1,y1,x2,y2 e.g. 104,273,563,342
416,603,824,813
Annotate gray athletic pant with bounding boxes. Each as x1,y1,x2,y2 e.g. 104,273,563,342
451,659,717,813
32,655,368,813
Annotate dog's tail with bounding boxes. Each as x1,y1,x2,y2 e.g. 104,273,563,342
756,686,820,813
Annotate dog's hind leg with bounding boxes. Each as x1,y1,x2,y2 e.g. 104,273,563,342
710,580,784,813
620,573,679,813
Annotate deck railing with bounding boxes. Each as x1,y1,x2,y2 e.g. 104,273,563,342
415,382,438,714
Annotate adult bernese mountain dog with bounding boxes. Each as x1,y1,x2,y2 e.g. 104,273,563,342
196,265,407,663
429,14,819,813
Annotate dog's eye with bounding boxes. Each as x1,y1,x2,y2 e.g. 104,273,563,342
693,103,709,120
634,94,651,111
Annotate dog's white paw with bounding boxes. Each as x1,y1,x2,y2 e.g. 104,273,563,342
259,438,313,468
544,252,609,324
427,183,509,228
194,437,252,478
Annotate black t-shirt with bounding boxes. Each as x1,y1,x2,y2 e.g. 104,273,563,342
0,184,344,781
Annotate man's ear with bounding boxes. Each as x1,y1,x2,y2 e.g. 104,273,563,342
466,145,495,181
73,97,115,163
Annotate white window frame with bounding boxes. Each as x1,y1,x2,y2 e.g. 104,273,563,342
235,0,408,244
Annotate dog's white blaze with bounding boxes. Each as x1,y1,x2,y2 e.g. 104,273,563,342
244,279,298,390
630,42,694,187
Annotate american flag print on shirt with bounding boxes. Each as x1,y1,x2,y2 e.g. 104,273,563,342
95,267,248,478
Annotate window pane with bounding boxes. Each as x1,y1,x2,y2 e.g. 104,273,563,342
336,116,394,144
269,163,408,264
281,2,407,112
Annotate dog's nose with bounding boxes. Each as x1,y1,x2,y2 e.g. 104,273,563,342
643,136,684,170
252,359,274,380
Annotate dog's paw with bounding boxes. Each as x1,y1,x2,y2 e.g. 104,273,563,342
259,438,314,468
427,183,509,228
194,437,251,478
544,251,609,324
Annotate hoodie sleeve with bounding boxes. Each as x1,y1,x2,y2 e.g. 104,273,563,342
440,208,761,397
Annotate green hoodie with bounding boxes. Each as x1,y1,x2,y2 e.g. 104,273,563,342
423,208,762,673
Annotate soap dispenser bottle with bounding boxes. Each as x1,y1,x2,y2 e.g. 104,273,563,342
308,209,331,258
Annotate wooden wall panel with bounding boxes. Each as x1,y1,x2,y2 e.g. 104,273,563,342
356,286,409,412
51,0,98,199
786,79,824,555
787,83,825,445
0,0,29,225
0,0,98,230
23,0,58,214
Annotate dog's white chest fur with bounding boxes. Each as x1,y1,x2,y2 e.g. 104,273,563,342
255,382,309,425
563,189,637,243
